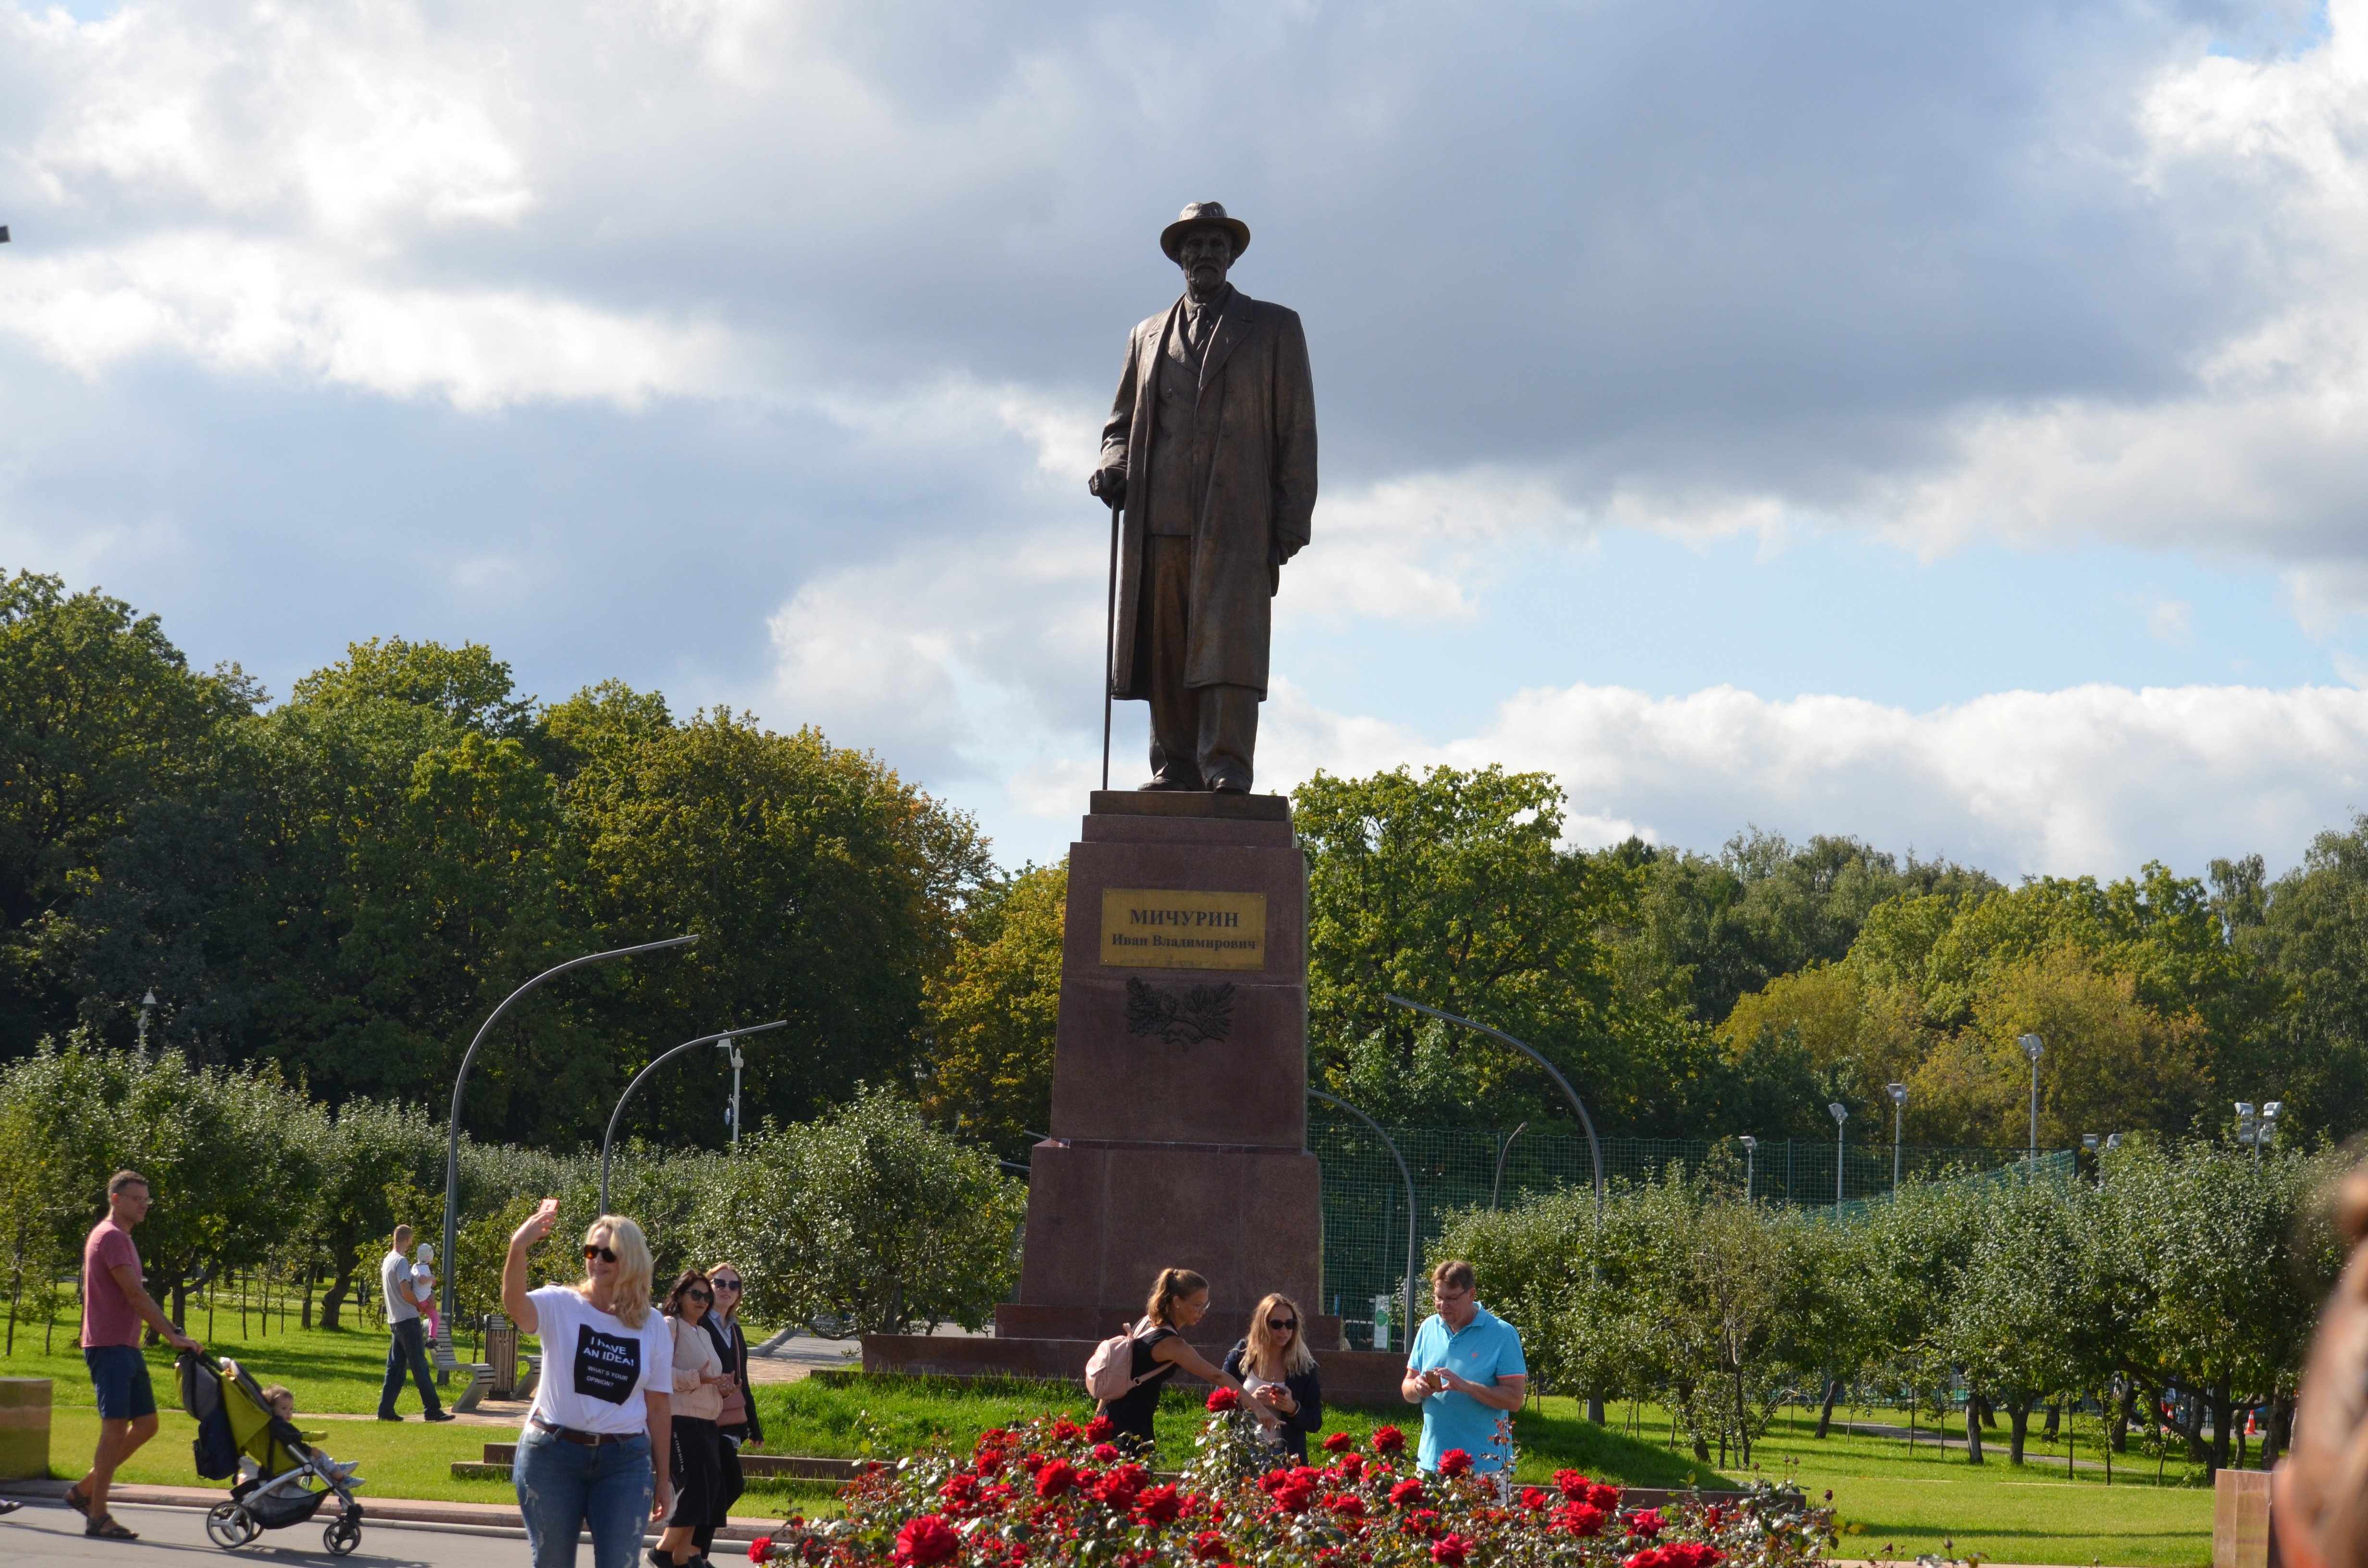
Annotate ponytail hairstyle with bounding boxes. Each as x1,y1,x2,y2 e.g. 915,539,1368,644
1143,1267,1209,1328
2276,1159,2368,1568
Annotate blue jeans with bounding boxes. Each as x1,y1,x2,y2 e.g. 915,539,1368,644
514,1427,652,1568
379,1317,444,1418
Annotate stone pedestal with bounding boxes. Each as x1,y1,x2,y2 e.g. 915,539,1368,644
870,791,1344,1381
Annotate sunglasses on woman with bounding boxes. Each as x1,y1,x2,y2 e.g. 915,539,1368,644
683,1289,711,1303
1268,1317,1297,1332
712,1279,741,1291
582,1244,617,1263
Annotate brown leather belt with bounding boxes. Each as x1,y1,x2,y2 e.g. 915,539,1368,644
531,1415,636,1447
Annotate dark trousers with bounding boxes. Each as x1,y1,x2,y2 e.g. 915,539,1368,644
691,1426,747,1555
379,1317,444,1418
1142,535,1259,791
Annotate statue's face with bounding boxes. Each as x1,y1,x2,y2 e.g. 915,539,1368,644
1176,227,1235,292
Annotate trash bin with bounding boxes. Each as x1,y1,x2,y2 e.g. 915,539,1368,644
487,1315,518,1399
0,1378,50,1481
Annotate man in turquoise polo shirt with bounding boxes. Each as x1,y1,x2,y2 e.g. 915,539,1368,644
1399,1259,1527,1475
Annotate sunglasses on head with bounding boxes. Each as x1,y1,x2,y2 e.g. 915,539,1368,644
583,1244,617,1263
1268,1317,1297,1332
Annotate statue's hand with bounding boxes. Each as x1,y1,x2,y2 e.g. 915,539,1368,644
1088,469,1125,509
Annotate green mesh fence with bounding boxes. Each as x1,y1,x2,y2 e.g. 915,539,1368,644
1307,1119,2072,1347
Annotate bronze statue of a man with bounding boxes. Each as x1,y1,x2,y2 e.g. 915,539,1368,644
1090,202,1317,793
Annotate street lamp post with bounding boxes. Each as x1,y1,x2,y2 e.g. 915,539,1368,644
442,935,697,1335
1828,1102,1849,1206
2019,1034,2045,1163
601,1021,787,1211
1489,1122,1529,1213
1383,995,1608,1424
1739,1135,1757,1203
1310,1089,1418,1355
137,990,157,1050
1887,1082,1907,1196
2235,1101,2283,1164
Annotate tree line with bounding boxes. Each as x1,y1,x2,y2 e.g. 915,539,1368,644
0,1041,1019,1346
1442,1141,2341,1478
7,567,2364,1170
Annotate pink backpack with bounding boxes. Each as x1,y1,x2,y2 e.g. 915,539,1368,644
1084,1318,1161,1401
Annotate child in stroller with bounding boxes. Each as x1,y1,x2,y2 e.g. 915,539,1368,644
176,1351,367,1555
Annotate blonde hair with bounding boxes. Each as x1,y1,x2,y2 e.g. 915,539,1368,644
2280,1164,2368,1568
1144,1266,1208,1327
1243,1292,1315,1379
581,1215,654,1329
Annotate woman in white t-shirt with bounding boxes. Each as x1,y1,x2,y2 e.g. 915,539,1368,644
502,1201,675,1568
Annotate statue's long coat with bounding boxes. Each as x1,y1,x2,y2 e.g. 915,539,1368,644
1098,291,1317,699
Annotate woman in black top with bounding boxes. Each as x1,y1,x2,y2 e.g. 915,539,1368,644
1097,1267,1244,1455
1222,1292,1325,1463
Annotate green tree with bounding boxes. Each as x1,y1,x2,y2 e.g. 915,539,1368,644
694,1084,1024,1337
919,861,1066,1163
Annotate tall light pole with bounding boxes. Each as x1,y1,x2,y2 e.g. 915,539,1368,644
1383,995,1607,1424
2236,1101,2283,1164
1739,1135,1757,1203
601,1021,786,1211
1828,1102,1849,1206
2019,1034,2045,1162
137,989,157,1050
1489,1122,1529,1212
1887,1082,1907,1196
725,1036,746,1150
442,935,697,1335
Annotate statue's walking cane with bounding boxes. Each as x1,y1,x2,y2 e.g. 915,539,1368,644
1101,494,1121,791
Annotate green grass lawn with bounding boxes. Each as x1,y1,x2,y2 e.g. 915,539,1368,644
4,1302,2225,1562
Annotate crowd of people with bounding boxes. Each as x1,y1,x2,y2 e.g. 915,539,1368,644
49,1161,2368,1568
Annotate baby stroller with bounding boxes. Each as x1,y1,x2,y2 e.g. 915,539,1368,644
176,1351,367,1555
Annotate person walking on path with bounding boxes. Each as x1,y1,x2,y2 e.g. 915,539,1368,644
692,1262,762,1564
1095,1267,1245,1457
1398,1260,1526,1477
377,1223,452,1423
63,1170,202,1542
505,1204,674,1568
653,1271,729,1568
1221,1291,1325,1462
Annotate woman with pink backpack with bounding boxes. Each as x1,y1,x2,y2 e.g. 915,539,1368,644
1085,1268,1244,1455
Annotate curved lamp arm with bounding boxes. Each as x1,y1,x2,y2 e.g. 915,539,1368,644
600,1020,788,1211
441,935,697,1332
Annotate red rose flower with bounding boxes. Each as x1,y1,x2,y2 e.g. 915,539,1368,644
1206,1387,1241,1413
1589,1484,1623,1512
1388,1478,1425,1507
1021,1452,1048,1475
748,1539,775,1563
1052,1417,1085,1442
1091,1443,1120,1463
1405,1509,1445,1540
1659,1544,1723,1568
1322,1431,1353,1453
1273,1480,1318,1514
893,1516,961,1568
1191,1532,1228,1561
1554,1469,1591,1500
1627,1550,1665,1568
1518,1487,1548,1511
1626,1508,1665,1539
1086,1415,1116,1442
1431,1532,1472,1567
1035,1459,1078,1499
1327,1494,1367,1520
1136,1485,1183,1525
1371,1425,1406,1454
1438,1449,1474,1478
939,1474,981,1507
1556,1503,1606,1538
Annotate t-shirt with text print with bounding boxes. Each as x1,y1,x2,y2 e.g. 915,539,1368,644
524,1284,674,1437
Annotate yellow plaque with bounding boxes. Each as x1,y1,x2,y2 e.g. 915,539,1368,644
1100,888,1268,970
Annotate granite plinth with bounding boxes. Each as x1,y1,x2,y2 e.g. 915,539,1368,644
998,792,1322,1352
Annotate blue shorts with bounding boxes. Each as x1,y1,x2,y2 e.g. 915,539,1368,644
85,1345,157,1421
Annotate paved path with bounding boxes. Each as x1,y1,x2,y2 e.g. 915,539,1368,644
2,1497,528,1566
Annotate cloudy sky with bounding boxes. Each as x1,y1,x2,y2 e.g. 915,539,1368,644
6,0,2368,877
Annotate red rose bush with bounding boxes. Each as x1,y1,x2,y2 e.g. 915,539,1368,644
747,1406,1833,1568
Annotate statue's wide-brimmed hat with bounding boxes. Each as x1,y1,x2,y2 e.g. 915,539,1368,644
1160,201,1251,262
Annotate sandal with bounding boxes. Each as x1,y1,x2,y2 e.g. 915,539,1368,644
62,1484,92,1518
86,1513,138,1540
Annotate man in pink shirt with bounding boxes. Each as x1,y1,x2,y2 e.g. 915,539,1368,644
65,1170,201,1542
